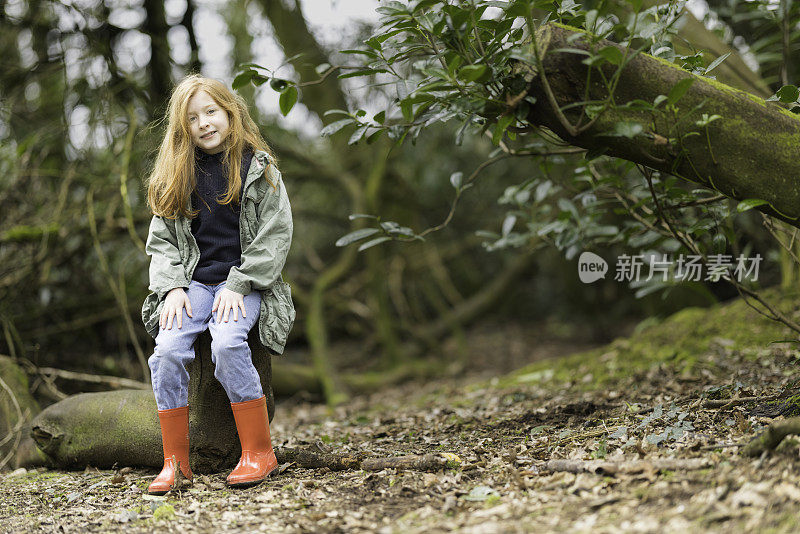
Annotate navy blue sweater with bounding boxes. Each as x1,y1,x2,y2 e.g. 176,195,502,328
190,148,252,284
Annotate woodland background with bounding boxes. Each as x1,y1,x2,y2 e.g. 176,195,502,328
6,0,800,531
0,0,724,404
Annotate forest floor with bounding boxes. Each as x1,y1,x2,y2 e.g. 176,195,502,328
4,293,800,533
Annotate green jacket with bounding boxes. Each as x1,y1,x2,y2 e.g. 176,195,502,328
141,150,295,354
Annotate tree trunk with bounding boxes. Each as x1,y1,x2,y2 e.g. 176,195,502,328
523,23,800,228
182,0,201,74
142,0,172,113
255,0,349,123
28,329,274,473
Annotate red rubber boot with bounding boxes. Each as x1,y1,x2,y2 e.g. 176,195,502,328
147,405,193,495
227,396,278,487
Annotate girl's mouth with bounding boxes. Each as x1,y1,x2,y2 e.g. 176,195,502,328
201,131,216,140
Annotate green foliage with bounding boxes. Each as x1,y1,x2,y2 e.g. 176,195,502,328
234,0,763,271
152,504,176,522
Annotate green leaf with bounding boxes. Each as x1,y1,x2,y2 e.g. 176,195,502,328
736,198,769,212
597,45,624,65
776,85,800,103
506,0,532,17
666,77,695,106
339,49,379,58
373,110,386,124
232,70,254,90
366,129,384,144
320,118,354,137
457,65,489,82
413,0,443,13
270,78,289,92
492,114,514,145
278,86,298,116
348,124,369,145
338,68,387,79
358,236,392,251
446,54,464,75
336,228,380,247
712,233,727,254
365,36,383,50
400,100,413,122
323,109,352,118
704,52,730,75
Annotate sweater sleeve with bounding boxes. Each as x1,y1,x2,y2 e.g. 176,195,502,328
145,215,190,299
225,165,293,295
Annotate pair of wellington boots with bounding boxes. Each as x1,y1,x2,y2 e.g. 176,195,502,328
147,396,278,495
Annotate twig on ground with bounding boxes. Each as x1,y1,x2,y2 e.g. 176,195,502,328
540,458,710,476
361,454,454,472
742,416,800,457
274,448,460,473
702,395,780,409
36,367,149,390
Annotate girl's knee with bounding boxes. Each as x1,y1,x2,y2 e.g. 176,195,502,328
155,329,195,354
210,332,248,357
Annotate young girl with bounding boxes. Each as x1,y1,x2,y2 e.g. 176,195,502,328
140,74,294,495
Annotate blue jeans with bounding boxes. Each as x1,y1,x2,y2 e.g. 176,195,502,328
148,280,263,410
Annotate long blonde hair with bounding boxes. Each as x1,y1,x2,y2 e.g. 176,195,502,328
146,74,278,219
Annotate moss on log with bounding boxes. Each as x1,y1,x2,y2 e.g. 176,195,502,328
524,23,800,227
741,416,800,457
28,329,274,473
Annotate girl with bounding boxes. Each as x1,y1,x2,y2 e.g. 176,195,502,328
140,74,294,495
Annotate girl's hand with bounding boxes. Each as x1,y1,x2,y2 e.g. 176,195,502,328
213,288,246,323
161,287,193,330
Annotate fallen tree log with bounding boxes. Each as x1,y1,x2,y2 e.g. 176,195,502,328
523,23,800,227
27,329,274,473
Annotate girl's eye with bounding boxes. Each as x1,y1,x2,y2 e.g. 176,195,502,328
208,109,215,114
189,116,196,122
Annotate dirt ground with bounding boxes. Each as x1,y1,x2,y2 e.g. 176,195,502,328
3,318,800,533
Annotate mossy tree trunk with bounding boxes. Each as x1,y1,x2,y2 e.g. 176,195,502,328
524,23,800,228
28,329,274,473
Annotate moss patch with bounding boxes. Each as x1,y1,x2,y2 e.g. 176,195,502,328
152,504,175,522
494,286,798,390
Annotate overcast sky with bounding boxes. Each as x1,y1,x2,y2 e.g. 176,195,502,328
54,0,747,148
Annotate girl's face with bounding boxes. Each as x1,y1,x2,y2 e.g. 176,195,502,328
187,90,230,154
